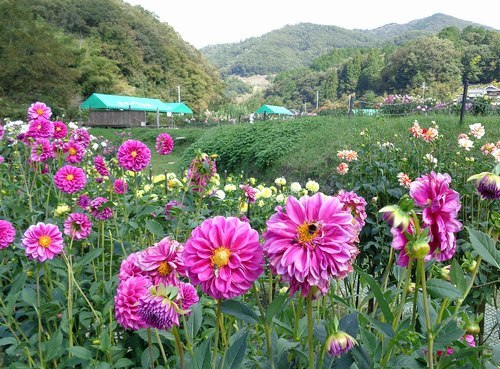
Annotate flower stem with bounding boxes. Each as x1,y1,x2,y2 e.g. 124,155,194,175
306,291,315,369
36,265,45,368
252,284,275,369
154,329,169,367
211,300,221,369
418,259,434,369
147,328,155,369
172,326,185,369
454,256,482,315
393,257,413,329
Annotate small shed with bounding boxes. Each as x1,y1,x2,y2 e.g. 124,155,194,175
256,104,294,116
80,93,170,127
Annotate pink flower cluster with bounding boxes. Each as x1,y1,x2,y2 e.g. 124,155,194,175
115,236,198,331
263,193,362,298
386,172,462,266
337,150,358,162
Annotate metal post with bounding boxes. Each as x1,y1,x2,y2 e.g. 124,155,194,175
156,108,160,129
177,86,181,103
316,91,319,110
459,80,468,125
348,95,353,118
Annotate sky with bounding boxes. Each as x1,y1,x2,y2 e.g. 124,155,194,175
124,0,499,48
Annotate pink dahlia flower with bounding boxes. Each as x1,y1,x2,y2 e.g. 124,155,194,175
139,284,181,330
28,102,52,120
89,197,113,220
263,193,358,297
94,155,110,177
186,152,217,192
178,281,199,311
30,137,54,162
155,133,174,155
240,184,257,203
326,331,357,357
118,252,147,282
164,200,184,220
0,124,5,140
54,165,87,194
63,141,85,164
183,216,264,300
69,128,90,149
115,275,151,330
22,223,64,262
0,220,16,249
137,236,186,285
410,172,462,262
334,190,367,234
113,179,128,194
117,139,151,172
336,163,349,175
52,121,68,139
63,213,92,240
27,118,54,139
77,194,90,209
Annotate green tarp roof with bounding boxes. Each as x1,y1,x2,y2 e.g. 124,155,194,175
256,104,293,116
80,93,169,112
161,102,193,114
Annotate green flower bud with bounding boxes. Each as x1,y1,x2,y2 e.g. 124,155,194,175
406,239,430,259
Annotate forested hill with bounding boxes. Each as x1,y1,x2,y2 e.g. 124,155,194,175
201,13,496,76
0,0,223,118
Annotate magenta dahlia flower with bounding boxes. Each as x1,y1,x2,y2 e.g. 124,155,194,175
27,118,54,139
63,141,85,164
52,121,68,139
69,128,90,149
94,155,110,177
0,220,16,249
113,179,128,194
54,165,87,194
22,223,64,262
178,281,199,311
186,152,217,192
155,133,174,155
118,252,147,282
183,216,264,300
28,102,52,120
138,284,181,330
0,124,5,140
63,213,92,240
334,190,367,233
30,138,54,162
263,193,358,297
115,275,151,330
410,172,462,262
325,331,357,357
89,197,113,220
240,184,257,203
137,236,186,285
117,139,151,172
77,194,90,209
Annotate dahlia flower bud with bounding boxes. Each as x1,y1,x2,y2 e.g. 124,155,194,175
466,323,480,336
379,205,411,231
467,171,500,200
325,331,357,357
405,238,430,259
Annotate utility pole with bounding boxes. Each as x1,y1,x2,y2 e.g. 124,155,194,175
316,91,319,109
177,86,181,103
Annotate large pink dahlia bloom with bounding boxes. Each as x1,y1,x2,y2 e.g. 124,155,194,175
118,252,147,282
28,102,52,120
115,275,151,330
183,216,264,300
22,223,64,262
137,236,186,285
117,139,151,172
0,220,16,249
263,193,358,297
409,172,462,261
63,213,92,240
54,165,87,194
155,133,174,155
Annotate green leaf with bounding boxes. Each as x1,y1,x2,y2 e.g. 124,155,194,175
68,346,93,361
388,355,426,368
450,258,467,295
0,337,17,346
426,279,462,300
221,300,259,324
223,329,248,369
21,287,37,308
186,302,203,342
357,268,394,324
265,294,288,325
140,345,159,369
190,338,212,369
145,219,165,238
360,312,395,339
113,358,134,368
434,320,465,349
74,248,102,269
351,346,372,369
95,363,111,369
44,330,63,361
467,227,499,269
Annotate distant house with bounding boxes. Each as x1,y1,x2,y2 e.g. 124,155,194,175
467,85,500,98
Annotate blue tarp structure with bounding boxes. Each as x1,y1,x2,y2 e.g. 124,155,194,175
80,93,170,112
256,104,293,116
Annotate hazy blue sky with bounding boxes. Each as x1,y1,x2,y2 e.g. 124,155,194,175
125,0,499,48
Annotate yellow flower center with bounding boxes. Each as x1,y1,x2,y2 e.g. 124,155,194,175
211,247,231,268
69,148,77,155
297,222,319,244
66,174,74,181
131,150,137,158
38,235,51,248
157,261,171,276
36,108,44,115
